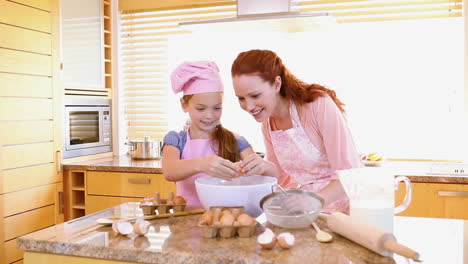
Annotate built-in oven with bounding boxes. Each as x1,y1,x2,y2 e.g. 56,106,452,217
63,98,112,158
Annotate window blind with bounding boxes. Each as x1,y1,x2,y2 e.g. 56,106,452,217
120,0,462,141
120,3,236,140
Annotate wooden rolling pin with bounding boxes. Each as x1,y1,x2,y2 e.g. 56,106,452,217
319,212,421,262
110,209,205,222
141,209,205,221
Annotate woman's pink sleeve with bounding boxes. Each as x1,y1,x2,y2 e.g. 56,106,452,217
261,122,297,188
309,96,363,179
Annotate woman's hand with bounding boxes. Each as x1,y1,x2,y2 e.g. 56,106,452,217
240,153,271,176
199,155,239,180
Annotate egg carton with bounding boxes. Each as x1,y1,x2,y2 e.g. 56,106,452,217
198,206,257,238
139,192,186,216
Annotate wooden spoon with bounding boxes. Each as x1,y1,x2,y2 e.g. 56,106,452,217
312,222,333,243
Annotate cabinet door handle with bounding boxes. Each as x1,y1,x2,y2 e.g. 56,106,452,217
128,178,151,184
56,150,62,173
437,191,468,197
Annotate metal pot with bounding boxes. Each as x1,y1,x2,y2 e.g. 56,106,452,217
128,136,162,160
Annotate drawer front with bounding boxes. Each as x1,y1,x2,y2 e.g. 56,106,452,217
87,171,176,198
1,142,54,169
0,98,53,122
0,24,51,55
0,0,51,33
5,238,23,264
2,163,58,194
395,182,444,218
396,182,468,219
0,120,53,146
86,195,141,215
3,184,55,216
4,205,55,240
436,184,468,219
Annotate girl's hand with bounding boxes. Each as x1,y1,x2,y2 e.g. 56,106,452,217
200,155,239,180
239,153,268,176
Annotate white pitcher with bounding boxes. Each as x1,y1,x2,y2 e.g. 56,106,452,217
337,167,412,234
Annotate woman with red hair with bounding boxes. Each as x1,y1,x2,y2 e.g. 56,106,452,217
231,49,363,213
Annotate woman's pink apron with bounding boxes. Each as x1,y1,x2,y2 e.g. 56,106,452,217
269,102,349,213
179,129,216,207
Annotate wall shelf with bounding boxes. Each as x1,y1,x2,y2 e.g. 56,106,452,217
65,170,87,220
103,0,113,92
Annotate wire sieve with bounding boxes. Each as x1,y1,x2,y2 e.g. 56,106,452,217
259,185,324,228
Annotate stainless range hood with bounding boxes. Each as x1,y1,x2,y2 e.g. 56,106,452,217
179,0,335,32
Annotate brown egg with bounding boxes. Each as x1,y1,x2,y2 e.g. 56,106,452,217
237,213,255,226
199,210,214,226
277,232,295,249
219,213,235,226
172,195,186,205
231,208,242,219
112,221,133,236
257,228,276,249
133,219,151,236
221,209,232,217
235,162,244,177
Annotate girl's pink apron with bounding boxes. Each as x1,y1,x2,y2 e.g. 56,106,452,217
179,129,216,207
269,102,349,213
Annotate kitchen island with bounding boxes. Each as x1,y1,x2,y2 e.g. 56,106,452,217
17,202,467,264
63,155,468,220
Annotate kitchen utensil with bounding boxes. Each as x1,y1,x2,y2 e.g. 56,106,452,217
337,166,412,234
128,136,162,160
319,212,420,261
259,186,324,228
195,175,277,217
96,209,205,225
311,222,333,243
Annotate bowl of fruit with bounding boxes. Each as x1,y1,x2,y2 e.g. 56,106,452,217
361,152,384,167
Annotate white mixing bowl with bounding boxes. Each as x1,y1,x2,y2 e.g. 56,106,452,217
195,175,277,217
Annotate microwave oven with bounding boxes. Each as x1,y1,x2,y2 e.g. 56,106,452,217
63,98,112,158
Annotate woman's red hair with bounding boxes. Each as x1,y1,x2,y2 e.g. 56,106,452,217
231,49,345,113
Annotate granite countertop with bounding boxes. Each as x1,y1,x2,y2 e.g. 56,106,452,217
63,155,468,184
17,202,467,264
63,155,163,174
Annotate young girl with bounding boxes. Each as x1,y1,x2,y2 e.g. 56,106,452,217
162,61,278,207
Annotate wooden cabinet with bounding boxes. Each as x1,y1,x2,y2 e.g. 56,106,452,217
64,170,176,219
86,171,176,215
103,0,113,91
61,0,114,97
86,196,141,215
0,0,63,263
61,0,104,91
87,171,175,197
63,170,86,220
396,182,468,219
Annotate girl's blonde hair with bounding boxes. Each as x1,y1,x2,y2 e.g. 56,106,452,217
183,94,240,162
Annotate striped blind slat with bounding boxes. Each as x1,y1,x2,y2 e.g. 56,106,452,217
121,54,167,60
121,7,237,20
332,5,461,17
128,126,168,132
120,0,462,141
128,132,168,139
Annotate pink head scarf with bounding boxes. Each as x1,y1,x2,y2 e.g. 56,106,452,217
171,61,224,95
